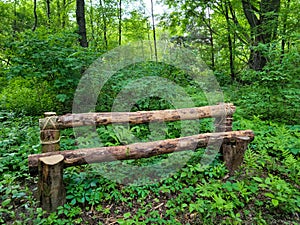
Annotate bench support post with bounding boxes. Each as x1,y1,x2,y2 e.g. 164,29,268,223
40,112,60,153
215,111,250,173
38,155,65,212
222,137,251,174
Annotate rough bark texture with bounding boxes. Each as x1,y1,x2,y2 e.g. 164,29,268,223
242,0,280,70
39,104,236,130
222,137,251,174
29,130,254,175
76,0,88,47
38,155,65,212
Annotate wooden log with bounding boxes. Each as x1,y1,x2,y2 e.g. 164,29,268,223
39,104,236,130
38,155,66,212
40,112,60,153
29,130,254,175
222,136,252,174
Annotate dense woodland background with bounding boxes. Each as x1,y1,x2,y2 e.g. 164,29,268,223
0,0,299,224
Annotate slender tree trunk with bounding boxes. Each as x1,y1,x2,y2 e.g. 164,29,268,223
150,0,158,61
89,0,95,41
118,0,122,45
62,0,66,28
99,0,108,49
32,0,38,31
13,0,17,35
207,7,214,69
224,0,235,80
281,0,291,62
46,0,51,26
56,0,61,28
147,23,153,57
76,0,88,47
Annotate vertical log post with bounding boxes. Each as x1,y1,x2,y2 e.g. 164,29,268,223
215,109,235,173
38,155,66,212
222,137,251,174
216,111,250,174
40,112,60,153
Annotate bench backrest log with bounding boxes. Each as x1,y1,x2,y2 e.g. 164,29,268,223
28,103,254,212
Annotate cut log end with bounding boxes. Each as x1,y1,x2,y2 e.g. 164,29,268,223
40,155,64,165
44,112,57,117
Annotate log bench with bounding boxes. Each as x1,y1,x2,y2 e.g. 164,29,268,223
28,103,254,212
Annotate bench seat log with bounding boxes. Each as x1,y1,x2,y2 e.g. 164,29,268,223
29,130,254,175
39,104,236,130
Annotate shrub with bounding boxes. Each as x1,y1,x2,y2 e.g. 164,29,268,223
0,77,56,115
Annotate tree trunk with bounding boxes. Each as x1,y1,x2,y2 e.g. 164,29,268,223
99,0,108,49
76,0,88,47
56,0,61,28
32,0,38,31
46,0,51,25
62,0,66,28
28,130,254,174
118,0,122,45
242,0,280,71
281,0,291,62
224,0,235,80
89,0,95,41
150,0,158,61
207,7,215,69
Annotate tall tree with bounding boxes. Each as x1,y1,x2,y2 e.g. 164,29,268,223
32,0,38,31
223,0,235,80
99,0,108,49
76,0,88,47
46,0,51,25
150,0,157,61
118,0,122,45
242,0,281,70
280,0,291,61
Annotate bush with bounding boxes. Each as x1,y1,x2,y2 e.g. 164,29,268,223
0,77,56,115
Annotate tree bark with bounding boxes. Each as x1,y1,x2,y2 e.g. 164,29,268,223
224,0,235,80
32,0,38,31
89,0,95,41
76,0,88,47
242,0,280,70
62,0,66,28
150,0,158,61
118,0,122,45
46,0,51,25
39,104,236,130
28,130,254,174
281,0,291,62
207,7,215,69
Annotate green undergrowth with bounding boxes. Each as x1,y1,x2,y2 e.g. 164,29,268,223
0,110,299,224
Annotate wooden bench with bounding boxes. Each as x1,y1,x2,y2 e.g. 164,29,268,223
28,103,254,212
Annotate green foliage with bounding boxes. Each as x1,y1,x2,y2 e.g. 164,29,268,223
0,77,55,115
96,61,207,112
1,29,98,114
